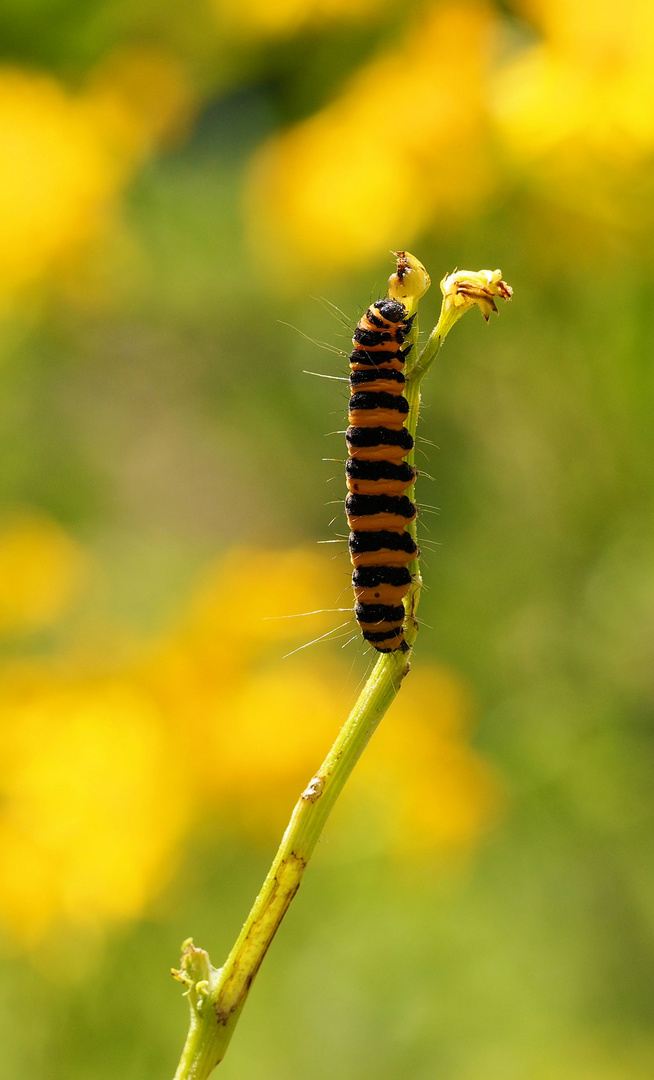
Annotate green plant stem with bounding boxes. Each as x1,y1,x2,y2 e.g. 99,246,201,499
172,300,451,1080
403,313,448,648
173,648,408,1080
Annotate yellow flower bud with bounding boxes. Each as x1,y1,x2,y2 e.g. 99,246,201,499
388,250,431,312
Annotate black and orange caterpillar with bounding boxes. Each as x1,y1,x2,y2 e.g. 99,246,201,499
346,299,418,652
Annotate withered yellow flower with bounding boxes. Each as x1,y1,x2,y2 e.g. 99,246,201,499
439,268,513,335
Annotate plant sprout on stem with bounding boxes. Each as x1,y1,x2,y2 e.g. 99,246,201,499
172,252,512,1080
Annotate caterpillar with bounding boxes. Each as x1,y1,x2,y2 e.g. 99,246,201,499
346,298,418,653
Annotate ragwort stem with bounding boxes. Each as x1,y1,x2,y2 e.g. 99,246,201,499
172,256,511,1080
172,649,409,1080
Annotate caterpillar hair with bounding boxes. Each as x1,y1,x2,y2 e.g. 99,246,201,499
345,299,418,652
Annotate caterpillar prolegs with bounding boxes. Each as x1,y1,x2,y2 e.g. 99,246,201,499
346,299,418,653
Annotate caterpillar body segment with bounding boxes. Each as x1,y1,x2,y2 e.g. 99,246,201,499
346,299,418,652
348,529,417,569
345,425,414,462
345,460,416,498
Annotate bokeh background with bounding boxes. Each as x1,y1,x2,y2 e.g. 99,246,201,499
1,0,654,1077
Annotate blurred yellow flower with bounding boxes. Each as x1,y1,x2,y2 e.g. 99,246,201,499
243,0,654,269
142,545,346,733
142,547,349,810
197,659,502,855
0,672,189,945
352,667,501,856
0,520,501,948
246,1,497,277
515,0,654,66
492,0,654,226
0,51,193,307
179,545,346,650
0,69,116,302
84,46,194,161
212,0,377,37
203,662,344,835
0,514,86,635
149,547,500,854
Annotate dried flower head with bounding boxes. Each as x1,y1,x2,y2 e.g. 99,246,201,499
440,269,513,323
